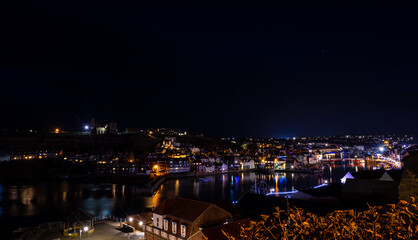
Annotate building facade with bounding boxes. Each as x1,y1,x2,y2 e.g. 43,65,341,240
145,198,232,240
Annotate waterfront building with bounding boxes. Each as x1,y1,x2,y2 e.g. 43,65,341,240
144,198,233,240
274,159,286,170
240,159,255,170
168,159,190,173
218,163,228,172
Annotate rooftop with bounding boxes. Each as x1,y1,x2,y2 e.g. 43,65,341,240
153,197,212,222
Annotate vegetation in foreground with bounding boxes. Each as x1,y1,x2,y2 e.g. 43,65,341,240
224,197,418,239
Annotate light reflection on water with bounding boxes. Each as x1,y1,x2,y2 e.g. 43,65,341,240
0,163,369,233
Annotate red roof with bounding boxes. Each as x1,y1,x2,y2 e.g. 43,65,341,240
153,197,212,222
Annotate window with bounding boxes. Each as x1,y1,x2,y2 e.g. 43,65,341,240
181,224,186,237
164,219,168,231
172,222,177,234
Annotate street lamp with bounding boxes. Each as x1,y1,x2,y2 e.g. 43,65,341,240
129,217,133,222
79,226,89,240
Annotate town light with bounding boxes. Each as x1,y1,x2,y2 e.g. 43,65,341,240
139,221,143,226
379,147,384,152
84,125,89,130
129,217,133,222
83,226,89,232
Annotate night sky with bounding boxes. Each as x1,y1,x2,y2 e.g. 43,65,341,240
1,1,417,137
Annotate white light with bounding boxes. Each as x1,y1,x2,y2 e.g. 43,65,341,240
139,221,143,226
83,226,89,232
84,125,89,130
324,180,328,183
270,188,275,192
266,190,298,195
129,217,133,222
379,147,384,152
313,183,328,189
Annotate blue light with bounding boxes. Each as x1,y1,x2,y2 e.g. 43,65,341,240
266,183,328,196
313,183,328,189
266,190,298,196
84,125,89,130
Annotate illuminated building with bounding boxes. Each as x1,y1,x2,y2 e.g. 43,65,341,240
145,198,233,240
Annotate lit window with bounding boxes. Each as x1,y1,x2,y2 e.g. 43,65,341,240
181,224,186,237
172,222,177,234
164,219,168,231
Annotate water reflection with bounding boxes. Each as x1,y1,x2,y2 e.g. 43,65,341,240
0,163,369,232
174,180,179,196
21,186,34,205
83,197,114,219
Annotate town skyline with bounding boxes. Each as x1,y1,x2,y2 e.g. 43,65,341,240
2,1,418,238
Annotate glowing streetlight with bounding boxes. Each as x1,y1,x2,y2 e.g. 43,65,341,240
129,217,133,222
379,147,384,152
139,221,143,226
79,226,89,240
84,125,89,130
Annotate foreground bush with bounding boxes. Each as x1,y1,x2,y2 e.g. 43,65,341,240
224,198,418,239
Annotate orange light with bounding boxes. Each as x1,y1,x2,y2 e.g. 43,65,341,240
55,128,60,133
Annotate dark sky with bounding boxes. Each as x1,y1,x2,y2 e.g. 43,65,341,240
1,1,417,137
